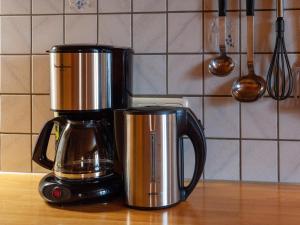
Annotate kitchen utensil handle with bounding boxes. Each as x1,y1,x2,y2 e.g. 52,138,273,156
246,0,254,73
218,0,227,54
277,0,283,18
246,0,254,16
219,0,226,17
32,117,63,170
178,108,206,200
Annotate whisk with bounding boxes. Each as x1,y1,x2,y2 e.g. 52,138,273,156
266,0,293,100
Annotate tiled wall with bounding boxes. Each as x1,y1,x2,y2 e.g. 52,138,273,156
1,0,300,183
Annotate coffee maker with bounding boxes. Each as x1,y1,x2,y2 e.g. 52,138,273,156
32,45,133,203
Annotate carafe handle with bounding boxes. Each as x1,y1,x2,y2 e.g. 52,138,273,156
177,108,206,200
32,117,64,170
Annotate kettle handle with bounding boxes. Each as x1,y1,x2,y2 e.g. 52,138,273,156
178,108,206,200
32,117,63,170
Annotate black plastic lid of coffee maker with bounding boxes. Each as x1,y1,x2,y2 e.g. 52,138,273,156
48,45,114,53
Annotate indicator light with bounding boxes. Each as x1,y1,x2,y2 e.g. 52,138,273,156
52,187,62,199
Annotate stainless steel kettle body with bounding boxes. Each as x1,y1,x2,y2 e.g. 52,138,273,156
114,106,206,209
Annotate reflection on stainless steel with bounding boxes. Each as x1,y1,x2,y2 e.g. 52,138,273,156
54,171,111,180
162,212,169,225
50,52,112,111
124,113,180,208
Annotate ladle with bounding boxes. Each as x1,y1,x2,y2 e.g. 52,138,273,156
208,0,235,77
231,0,266,102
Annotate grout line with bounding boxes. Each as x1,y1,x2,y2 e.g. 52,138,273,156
166,0,169,94
277,98,280,182
96,0,99,44
201,0,205,180
238,0,242,181
63,0,66,44
132,52,300,55
2,52,300,56
0,53,48,56
184,136,300,142
205,137,298,141
0,93,49,96
4,8,300,17
131,0,133,49
30,0,33,172
132,94,294,98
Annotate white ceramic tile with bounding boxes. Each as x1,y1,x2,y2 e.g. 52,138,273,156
32,0,64,14
168,0,202,11
99,0,131,13
241,11,276,53
32,55,50,94
99,14,131,47
32,95,53,133
204,0,239,10
183,138,205,180
284,10,300,52
277,54,300,139
32,16,63,54
168,13,202,53
65,15,97,44
65,0,97,13
133,0,166,12
0,55,30,93
168,55,203,95
133,14,166,53
204,97,239,138
0,134,31,172
241,98,277,139
0,0,30,14
279,99,300,140
286,0,300,8
133,55,166,95
204,12,239,53
0,16,31,54
280,141,300,183
205,139,239,181
0,95,31,133
32,135,56,173
241,1,275,9
242,140,277,182
204,54,239,95
183,139,195,180
184,97,203,119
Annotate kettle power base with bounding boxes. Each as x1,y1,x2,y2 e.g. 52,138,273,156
38,173,123,204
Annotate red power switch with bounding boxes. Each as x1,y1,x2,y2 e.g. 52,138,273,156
51,187,62,199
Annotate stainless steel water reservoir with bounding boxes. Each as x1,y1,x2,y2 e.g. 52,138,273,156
49,45,132,111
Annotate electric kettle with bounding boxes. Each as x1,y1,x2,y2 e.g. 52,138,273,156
114,106,206,209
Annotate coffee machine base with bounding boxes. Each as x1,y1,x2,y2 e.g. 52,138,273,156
39,173,123,204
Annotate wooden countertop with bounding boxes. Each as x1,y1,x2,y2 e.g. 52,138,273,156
1,173,300,225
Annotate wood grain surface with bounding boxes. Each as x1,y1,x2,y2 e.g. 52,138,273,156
1,173,300,225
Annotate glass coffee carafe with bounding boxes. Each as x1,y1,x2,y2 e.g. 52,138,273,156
33,117,114,180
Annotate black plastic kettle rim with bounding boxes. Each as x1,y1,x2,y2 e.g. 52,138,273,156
117,106,180,115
